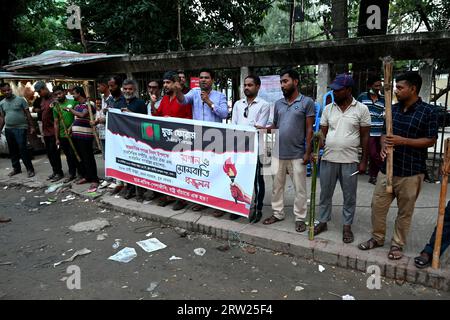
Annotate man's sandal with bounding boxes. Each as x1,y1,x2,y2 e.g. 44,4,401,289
263,215,282,225
358,238,383,250
343,227,354,244
414,253,431,269
295,221,306,233
388,246,403,260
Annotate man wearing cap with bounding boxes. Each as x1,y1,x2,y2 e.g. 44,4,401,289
314,74,371,244
0,82,36,178
33,81,64,182
150,71,193,210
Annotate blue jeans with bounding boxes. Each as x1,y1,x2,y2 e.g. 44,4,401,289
5,128,34,172
423,201,450,257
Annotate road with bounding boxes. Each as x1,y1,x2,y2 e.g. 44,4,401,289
0,186,449,300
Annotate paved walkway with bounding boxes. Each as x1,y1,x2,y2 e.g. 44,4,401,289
1,153,449,291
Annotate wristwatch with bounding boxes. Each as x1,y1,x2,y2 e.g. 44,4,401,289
210,103,215,110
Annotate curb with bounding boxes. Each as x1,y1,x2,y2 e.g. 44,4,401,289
2,179,449,292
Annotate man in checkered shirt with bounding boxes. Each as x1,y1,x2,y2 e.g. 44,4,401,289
358,72,438,261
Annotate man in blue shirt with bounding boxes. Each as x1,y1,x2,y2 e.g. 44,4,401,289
175,68,228,123
357,76,385,185
174,68,228,214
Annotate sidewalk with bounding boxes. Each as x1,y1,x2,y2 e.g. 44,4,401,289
1,153,449,291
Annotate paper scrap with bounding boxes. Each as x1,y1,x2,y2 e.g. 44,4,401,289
53,248,92,267
108,247,137,263
136,238,167,253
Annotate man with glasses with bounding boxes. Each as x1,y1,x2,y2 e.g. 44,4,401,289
231,75,270,222
147,80,162,115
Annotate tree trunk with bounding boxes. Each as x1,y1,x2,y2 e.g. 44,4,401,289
331,0,349,74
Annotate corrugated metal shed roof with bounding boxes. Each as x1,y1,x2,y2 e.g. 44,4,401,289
4,50,126,71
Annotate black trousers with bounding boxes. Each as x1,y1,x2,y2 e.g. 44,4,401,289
253,159,265,211
44,135,63,175
73,138,99,183
60,137,83,177
5,128,34,172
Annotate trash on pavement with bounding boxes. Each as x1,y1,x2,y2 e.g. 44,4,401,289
61,195,76,202
342,294,356,300
174,227,188,237
129,217,138,223
20,197,26,202
26,190,33,193
295,286,304,292
40,202,52,205
146,282,159,292
45,183,64,194
169,256,182,261
318,265,325,272
136,238,167,253
47,197,57,203
244,246,256,254
194,248,206,256
112,239,121,249
3,186,8,190
108,247,137,263
53,248,92,267
97,233,108,241
69,218,110,232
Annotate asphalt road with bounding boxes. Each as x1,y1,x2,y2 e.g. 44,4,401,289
0,186,449,300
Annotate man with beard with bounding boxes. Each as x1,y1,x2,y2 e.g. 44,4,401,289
0,82,36,178
33,81,64,182
314,74,371,244
150,71,192,210
120,79,148,201
52,85,81,183
233,75,270,223
262,69,315,233
147,80,163,114
106,76,128,196
174,68,228,215
357,76,385,185
359,72,438,260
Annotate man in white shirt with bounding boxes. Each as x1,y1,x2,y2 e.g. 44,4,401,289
231,75,270,223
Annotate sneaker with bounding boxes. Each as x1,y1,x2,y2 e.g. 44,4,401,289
47,173,56,181
99,181,110,189
8,170,21,177
51,174,64,182
27,170,35,178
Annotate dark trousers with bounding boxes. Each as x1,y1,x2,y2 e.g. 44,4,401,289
73,138,99,183
423,201,450,257
60,137,83,177
5,128,34,172
253,159,265,211
369,136,382,178
44,135,63,175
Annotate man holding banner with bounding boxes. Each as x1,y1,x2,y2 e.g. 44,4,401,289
175,68,229,215
232,75,270,223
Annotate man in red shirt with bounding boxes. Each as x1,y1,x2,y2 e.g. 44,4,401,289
33,81,63,182
150,71,192,210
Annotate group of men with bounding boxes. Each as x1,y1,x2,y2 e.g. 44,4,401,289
0,68,449,268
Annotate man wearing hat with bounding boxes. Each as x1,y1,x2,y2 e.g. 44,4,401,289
314,74,371,244
33,81,64,182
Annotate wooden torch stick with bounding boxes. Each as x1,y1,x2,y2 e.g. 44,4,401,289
432,138,450,269
383,56,394,193
87,101,103,155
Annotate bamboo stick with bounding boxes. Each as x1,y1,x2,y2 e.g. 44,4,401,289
87,101,103,155
383,56,394,193
309,132,322,240
52,102,81,162
432,138,450,269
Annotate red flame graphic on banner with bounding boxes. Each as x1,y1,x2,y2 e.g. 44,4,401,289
223,158,237,177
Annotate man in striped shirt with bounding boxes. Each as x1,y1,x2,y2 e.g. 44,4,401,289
357,76,385,185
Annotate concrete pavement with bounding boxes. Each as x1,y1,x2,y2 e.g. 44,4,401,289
1,153,449,291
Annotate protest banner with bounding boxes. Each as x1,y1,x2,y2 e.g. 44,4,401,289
105,109,258,217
